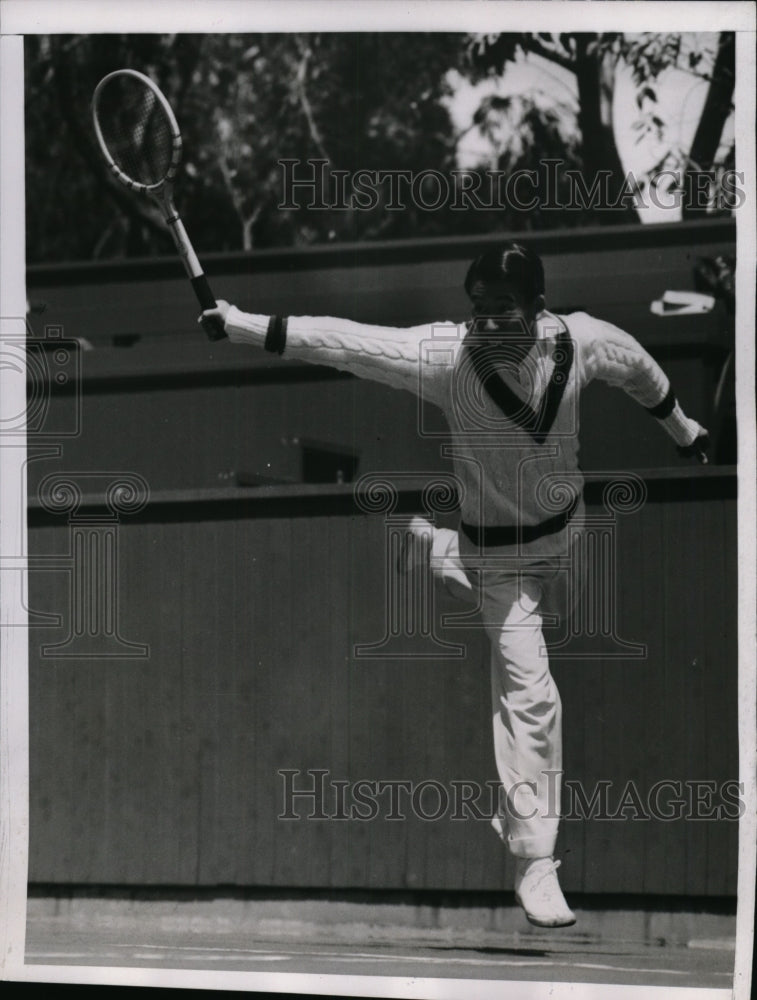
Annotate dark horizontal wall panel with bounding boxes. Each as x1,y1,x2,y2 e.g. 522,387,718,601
26,219,734,348
25,365,727,522
27,218,736,287
25,378,450,499
27,480,738,895
24,220,735,488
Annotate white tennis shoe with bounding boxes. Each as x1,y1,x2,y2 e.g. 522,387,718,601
514,857,576,928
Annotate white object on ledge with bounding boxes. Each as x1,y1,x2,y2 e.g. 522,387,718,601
650,290,716,316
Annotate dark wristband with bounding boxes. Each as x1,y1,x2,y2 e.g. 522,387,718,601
646,385,676,419
264,315,288,355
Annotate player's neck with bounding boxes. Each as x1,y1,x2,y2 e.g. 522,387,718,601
535,309,568,340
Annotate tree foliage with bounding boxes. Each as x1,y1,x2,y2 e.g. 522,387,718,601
463,31,735,222
25,33,467,262
24,31,736,263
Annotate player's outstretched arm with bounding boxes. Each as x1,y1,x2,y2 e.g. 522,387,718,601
576,315,710,464
200,300,453,407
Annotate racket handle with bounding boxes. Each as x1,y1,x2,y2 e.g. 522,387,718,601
191,274,226,341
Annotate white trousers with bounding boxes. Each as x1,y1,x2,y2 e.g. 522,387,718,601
427,523,582,859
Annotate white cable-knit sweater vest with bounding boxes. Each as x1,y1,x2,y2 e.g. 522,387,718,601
225,307,702,532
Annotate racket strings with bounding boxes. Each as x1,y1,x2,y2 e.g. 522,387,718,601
95,76,177,188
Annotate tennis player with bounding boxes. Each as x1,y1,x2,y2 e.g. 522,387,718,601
200,243,708,927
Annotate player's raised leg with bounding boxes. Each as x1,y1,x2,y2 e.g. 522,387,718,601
398,517,476,604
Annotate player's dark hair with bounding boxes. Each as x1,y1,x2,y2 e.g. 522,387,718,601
464,243,545,302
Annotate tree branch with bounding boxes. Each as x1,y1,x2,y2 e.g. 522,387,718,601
241,202,265,251
527,35,575,72
215,151,262,250
293,37,332,162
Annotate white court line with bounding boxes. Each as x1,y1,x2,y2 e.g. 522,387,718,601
26,951,287,963
120,943,317,955
688,939,737,951
26,953,128,960
77,942,728,977
113,943,565,969
282,953,694,975
130,954,290,962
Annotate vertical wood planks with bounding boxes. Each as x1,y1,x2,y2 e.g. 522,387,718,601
27,483,738,895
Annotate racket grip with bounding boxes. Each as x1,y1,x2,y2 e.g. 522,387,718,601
191,274,227,341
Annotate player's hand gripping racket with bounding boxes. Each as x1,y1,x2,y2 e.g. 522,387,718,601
92,69,227,341
677,430,710,465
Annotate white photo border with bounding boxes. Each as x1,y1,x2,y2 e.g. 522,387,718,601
1,3,755,998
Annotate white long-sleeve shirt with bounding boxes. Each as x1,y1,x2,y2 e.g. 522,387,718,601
224,307,702,534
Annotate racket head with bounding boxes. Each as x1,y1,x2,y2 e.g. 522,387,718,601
92,69,182,193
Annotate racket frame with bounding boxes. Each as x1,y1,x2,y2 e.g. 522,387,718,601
92,69,225,338
92,69,183,195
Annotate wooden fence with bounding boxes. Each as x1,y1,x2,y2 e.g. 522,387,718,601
25,219,739,895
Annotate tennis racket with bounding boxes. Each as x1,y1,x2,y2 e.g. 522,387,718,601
92,69,226,341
